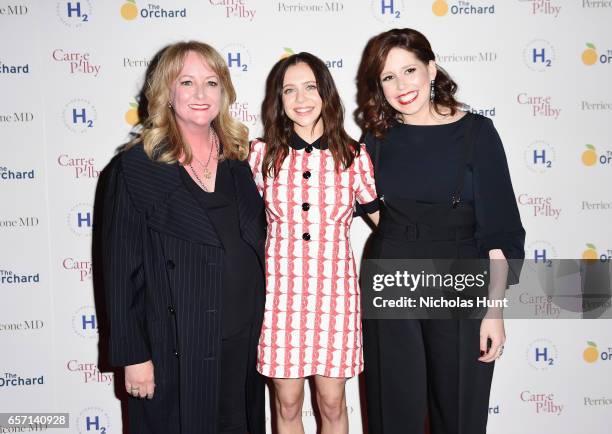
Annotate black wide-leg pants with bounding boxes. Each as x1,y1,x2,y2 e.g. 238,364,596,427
363,318,494,434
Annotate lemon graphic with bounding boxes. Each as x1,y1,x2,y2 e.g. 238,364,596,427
125,102,139,126
432,0,449,16
280,47,294,60
582,43,598,66
121,0,138,20
582,144,597,166
582,243,598,261
583,341,599,363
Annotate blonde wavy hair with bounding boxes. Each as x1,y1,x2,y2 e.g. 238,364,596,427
132,41,248,162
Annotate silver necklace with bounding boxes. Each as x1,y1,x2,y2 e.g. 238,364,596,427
188,162,209,192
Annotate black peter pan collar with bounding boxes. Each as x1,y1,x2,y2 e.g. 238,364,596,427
289,131,328,151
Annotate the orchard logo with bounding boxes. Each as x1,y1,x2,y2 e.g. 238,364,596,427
125,101,139,126
582,43,612,66
583,341,612,363
432,0,495,16
280,47,294,60
432,0,448,15
120,1,187,20
581,243,612,262
120,0,138,20
581,144,612,166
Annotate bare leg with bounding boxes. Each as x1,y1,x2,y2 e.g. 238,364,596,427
272,377,306,434
313,375,348,434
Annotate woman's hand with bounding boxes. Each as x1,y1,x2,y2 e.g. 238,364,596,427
478,317,505,363
125,360,155,399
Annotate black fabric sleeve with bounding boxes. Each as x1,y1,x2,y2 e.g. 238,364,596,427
102,158,151,366
473,118,526,283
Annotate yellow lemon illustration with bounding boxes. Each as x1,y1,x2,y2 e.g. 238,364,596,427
280,47,294,60
432,0,449,16
582,144,597,166
582,43,597,66
583,341,599,363
121,0,138,20
125,102,139,126
582,244,598,261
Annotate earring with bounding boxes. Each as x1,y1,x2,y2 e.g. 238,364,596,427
167,102,172,109
430,80,435,102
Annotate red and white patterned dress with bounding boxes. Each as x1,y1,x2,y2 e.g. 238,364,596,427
248,137,377,378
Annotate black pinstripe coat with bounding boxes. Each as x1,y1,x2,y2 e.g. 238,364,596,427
102,143,266,434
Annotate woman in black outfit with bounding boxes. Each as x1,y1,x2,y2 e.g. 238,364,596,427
355,29,525,434
102,41,265,434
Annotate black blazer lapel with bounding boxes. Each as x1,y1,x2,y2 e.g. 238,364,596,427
121,144,221,247
229,160,266,263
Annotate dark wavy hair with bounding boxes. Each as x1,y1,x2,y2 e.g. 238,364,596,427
355,28,462,139
261,52,358,177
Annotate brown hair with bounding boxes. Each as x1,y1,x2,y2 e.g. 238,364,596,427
128,40,249,162
355,28,462,139
261,52,358,177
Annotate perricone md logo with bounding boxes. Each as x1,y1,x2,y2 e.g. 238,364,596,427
221,44,251,78
57,154,100,179
56,0,92,27
120,0,187,20
210,0,256,20
0,372,44,388
0,320,44,332
53,49,101,77
0,269,40,285
67,203,93,236
524,141,555,173
0,165,35,181
520,391,563,415
517,93,561,118
432,0,495,16
276,1,344,14
72,306,98,338
77,407,110,434
370,0,404,24
0,60,29,74
435,51,498,64
0,216,39,229
0,4,28,15
62,257,92,282
67,360,113,385
519,0,561,17
63,99,97,133
526,339,557,370
523,39,555,72
0,111,34,124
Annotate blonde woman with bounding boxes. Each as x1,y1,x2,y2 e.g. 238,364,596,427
102,41,266,434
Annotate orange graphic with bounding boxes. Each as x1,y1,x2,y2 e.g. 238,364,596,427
432,0,449,16
125,102,139,126
582,43,598,66
121,0,138,20
582,144,597,166
280,47,294,60
582,244,598,261
583,341,599,363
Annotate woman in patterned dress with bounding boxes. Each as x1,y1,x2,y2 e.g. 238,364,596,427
248,52,379,434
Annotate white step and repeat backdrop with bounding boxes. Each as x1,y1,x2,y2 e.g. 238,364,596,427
1,0,612,433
